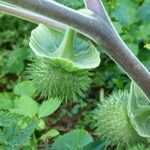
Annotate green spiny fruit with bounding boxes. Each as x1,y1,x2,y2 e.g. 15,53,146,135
27,25,100,101
95,91,143,148
127,144,150,150
27,57,92,101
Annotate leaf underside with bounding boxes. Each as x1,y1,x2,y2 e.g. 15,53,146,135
29,24,100,71
128,82,150,137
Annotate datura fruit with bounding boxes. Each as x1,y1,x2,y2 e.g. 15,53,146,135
127,143,150,150
95,91,143,148
27,24,100,101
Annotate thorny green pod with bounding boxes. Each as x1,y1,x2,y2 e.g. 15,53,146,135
95,91,142,148
28,24,100,101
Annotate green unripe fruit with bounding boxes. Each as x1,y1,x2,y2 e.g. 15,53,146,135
27,57,92,101
28,25,100,101
127,144,150,150
95,91,143,148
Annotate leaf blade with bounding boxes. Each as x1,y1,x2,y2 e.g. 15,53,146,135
38,98,61,118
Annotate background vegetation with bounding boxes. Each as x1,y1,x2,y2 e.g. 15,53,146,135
0,0,150,149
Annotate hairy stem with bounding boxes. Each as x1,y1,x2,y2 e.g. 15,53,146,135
0,2,66,31
0,0,150,99
58,28,75,58
84,0,112,26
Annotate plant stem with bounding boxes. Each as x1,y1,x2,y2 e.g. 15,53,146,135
0,0,150,99
58,28,75,58
32,133,37,150
84,0,112,26
0,2,66,31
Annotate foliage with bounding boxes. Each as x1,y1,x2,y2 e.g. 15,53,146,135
83,139,106,150
0,0,150,149
0,110,37,149
0,15,35,76
137,0,150,22
51,129,93,150
13,80,36,97
28,24,100,101
95,91,142,148
0,81,61,149
0,93,13,110
56,0,84,9
128,82,150,137
39,129,60,141
38,98,62,118
10,95,39,117
4,120,37,146
30,25,100,70
0,111,21,127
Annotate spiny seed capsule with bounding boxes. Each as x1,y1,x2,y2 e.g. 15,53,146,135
27,58,92,101
95,91,143,148
127,144,149,150
27,24,100,101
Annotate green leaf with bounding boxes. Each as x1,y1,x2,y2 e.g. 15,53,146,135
38,98,61,118
144,44,150,50
30,24,100,71
37,119,46,130
0,111,20,127
5,120,37,146
14,81,36,97
0,144,20,150
56,0,83,9
143,60,150,71
112,0,138,25
0,13,4,18
83,140,106,150
30,24,62,56
128,82,150,137
127,43,139,56
138,23,150,40
39,129,60,141
10,95,39,117
52,129,93,150
0,131,6,143
6,48,29,73
137,0,150,23
112,22,123,34
0,93,13,110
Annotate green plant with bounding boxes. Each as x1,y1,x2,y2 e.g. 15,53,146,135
127,143,150,150
0,0,150,149
27,25,100,101
52,129,93,150
95,91,142,148
128,82,150,138
0,81,62,149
